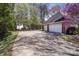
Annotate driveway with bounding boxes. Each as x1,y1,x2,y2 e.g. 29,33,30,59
12,30,79,56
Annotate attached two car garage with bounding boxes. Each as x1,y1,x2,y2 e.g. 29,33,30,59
44,22,78,35
44,22,62,33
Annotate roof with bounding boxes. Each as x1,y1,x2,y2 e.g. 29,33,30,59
44,12,63,24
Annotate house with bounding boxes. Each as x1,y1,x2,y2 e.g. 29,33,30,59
16,24,24,30
44,11,78,34
16,24,29,30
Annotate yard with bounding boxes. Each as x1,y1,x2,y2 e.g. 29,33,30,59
11,30,79,56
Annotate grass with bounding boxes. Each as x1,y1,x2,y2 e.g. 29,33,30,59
0,31,18,56
60,34,79,45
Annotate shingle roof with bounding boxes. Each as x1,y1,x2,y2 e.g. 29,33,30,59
45,12,63,23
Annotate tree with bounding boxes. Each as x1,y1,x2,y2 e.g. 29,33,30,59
64,3,79,23
38,3,48,30
14,3,42,30
0,3,15,38
39,4,48,20
14,4,29,25
30,4,42,30
64,3,79,34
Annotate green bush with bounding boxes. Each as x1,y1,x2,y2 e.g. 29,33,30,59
66,27,78,35
0,32,17,55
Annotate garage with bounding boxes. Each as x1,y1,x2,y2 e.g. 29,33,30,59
44,12,63,33
49,23,62,33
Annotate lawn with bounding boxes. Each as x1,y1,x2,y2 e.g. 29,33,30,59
0,31,18,56
60,34,79,45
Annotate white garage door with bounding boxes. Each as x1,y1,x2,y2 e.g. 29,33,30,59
49,23,62,33
44,25,47,31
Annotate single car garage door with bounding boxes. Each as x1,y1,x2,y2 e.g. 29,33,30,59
49,23,62,33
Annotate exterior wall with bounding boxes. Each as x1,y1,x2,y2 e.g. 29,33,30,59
44,25,47,31
16,24,24,30
62,20,71,33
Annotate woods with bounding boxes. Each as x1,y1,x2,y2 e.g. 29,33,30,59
14,3,48,30
0,3,48,38
1,3,79,38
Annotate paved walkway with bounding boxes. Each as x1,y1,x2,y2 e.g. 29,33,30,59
12,31,79,56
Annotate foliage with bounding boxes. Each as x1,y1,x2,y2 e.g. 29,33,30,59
30,5,42,29
64,3,79,34
0,4,15,30
37,3,48,30
64,3,79,23
0,21,8,38
66,27,78,35
60,35,79,45
29,3,48,30
0,3,15,38
14,4,29,25
39,3,48,21
15,3,43,30
0,32,17,55
64,3,79,16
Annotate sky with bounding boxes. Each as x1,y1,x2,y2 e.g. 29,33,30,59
45,3,65,21
48,3,65,9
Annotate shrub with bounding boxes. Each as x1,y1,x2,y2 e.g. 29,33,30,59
0,21,8,39
66,27,78,35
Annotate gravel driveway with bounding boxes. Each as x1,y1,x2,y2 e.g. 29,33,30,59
12,30,79,56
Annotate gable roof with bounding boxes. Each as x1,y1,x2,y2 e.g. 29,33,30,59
45,11,63,23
